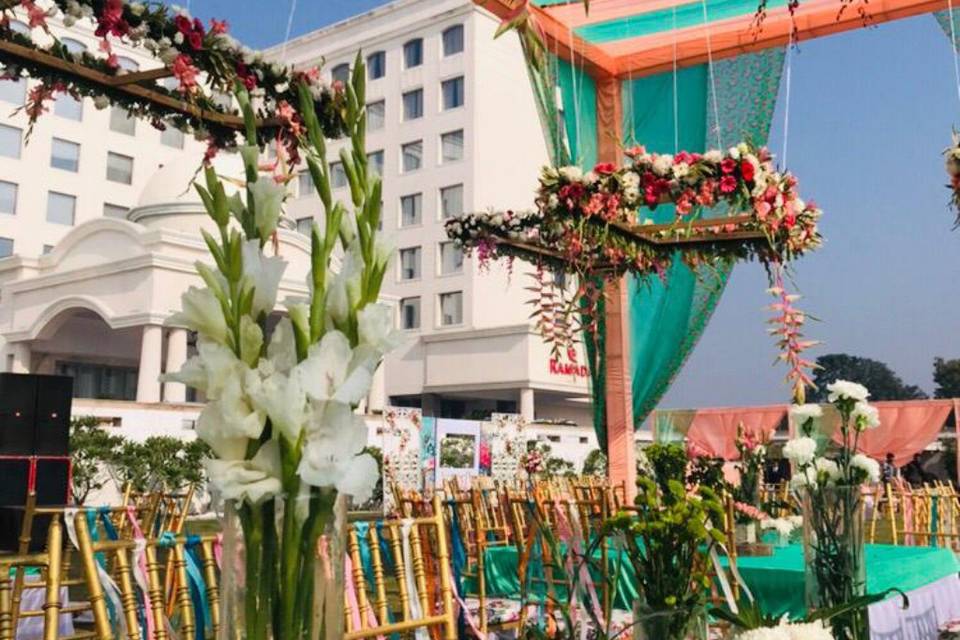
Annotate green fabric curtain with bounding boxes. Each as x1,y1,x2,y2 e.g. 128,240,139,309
553,50,784,451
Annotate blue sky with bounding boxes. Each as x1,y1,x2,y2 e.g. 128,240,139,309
182,1,960,408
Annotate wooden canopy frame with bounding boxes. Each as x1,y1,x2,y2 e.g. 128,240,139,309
478,0,952,80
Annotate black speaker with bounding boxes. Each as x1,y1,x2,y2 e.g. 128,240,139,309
0,457,70,552
0,373,71,455
34,377,71,456
0,374,37,454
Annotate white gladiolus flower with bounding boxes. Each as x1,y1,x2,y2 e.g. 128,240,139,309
783,437,817,467
205,440,282,504
827,379,870,403
196,399,254,461
249,176,286,239
851,401,880,431
325,248,363,326
295,331,372,405
703,149,723,163
241,240,286,317
267,317,298,374
244,367,306,444
358,303,401,354
298,402,378,502
160,339,244,399
652,154,673,177
790,403,823,427
850,453,881,484
168,286,229,345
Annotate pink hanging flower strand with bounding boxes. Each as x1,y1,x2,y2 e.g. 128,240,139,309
767,263,819,404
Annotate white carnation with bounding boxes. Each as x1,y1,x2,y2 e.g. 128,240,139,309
850,453,880,484
783,437,817,467
652,154,673,177
826,379,870,403
851,401,880,431
559,166,582,182
703,149,723,163
790,403,823,427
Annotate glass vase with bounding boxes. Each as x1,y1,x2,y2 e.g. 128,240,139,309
802,485,868,640
632,601,707,640
219,491,347,640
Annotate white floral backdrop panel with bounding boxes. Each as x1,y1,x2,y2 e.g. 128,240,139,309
435,419,482,488
483,413,527,483
380,408,435,514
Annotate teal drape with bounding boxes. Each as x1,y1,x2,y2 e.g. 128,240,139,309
553,50,784,450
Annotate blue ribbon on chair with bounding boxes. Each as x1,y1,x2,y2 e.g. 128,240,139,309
158,532,211,640
86,509,122,634
445,500,469,637
353,522,376,588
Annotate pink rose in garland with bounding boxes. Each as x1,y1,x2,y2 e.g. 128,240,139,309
171,54,199,94
95,0,128,37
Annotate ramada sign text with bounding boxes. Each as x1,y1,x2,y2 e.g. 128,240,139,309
549,348,589,381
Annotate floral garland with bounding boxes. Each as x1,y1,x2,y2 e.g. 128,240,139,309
445,142,822,347
0,0,347,154
944,131,960,227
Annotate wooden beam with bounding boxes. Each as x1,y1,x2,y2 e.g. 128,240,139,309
0,40,282,129
108,67,172,86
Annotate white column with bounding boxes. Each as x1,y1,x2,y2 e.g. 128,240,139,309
367,362,386,413
8,342,31,373
163,328,188,403
519,388,535,422
136,324,163,404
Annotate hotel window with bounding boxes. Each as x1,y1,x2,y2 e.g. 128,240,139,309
106,152,134,184
116,56,140,72
403,38,423,69
54,94,83,121
0,124,21,159
298,171,315,197
0,77,25,105
161,126,184,148
439,291,463,326
61,37,87,56
331,63,350,84
440,184,463,219
440,130,464,163
402,89,423,120
330,161,348,189
47,192,76,226
400,193,422,227
367,150,384,177
110,107,136,135
296,217,313,236
441,76,464,110
56,361,137,401
401,140,422,173
399,247,421,280
439,242,463,275
367,51,386,79
367,100,385,129
400,297,421,330
442,25,464,56
103,203,128,219
0,181,16,215
50,138,80,172
0,237,12,259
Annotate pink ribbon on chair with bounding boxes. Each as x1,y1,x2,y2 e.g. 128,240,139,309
213,533,223,570
343,553,384,636
553,504,604,628
125,506,156,640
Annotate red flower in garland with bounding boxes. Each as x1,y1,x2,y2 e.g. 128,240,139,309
740,159,756,182
624,145,646,158
593,162,616,175
95,0,129,37
171,54,199,94
719,175,738,194
720,157,738,175
235,62,257,90
175,15,206,50
209,19,229,35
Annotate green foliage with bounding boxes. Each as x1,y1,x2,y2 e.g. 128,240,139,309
111,436,210,495
70,416,124,504
709,589,908,631
525,441,576,478
933,357,960,399
809,353,927,402
688,456,727,492
646,442,687,491
603,478,725,637
439,436,475,469
581,449,607,476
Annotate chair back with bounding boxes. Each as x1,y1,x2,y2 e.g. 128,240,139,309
0,514,63,640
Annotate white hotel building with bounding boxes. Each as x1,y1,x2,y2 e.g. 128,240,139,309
0,0,595,448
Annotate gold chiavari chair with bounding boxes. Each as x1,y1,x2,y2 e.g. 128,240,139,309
0,514,63,640
343,493,456,640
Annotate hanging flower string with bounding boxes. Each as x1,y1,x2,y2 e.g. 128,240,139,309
0,0,347,150
944,131,960,226
446,142,822,347
767,264,819,404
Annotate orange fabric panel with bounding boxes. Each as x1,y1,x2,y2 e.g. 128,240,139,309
604,277,637,501
595,75,623,165
686,405,787,461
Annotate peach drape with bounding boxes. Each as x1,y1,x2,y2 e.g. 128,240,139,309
684,405,787,461
828,400,954,466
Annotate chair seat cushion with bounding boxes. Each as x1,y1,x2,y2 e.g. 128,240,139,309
463,596,523,626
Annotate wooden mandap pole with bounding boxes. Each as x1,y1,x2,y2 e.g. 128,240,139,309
595,75,637,501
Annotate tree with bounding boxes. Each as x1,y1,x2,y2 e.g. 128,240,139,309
70,416,124,504
582,449,607,476
809,353,927,402
933,357,960,399
112,436,210,494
